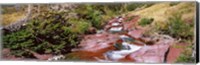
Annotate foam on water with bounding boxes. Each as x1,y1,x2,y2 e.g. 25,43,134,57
104,42,142,61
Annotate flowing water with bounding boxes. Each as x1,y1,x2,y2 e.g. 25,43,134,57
70,16,174,63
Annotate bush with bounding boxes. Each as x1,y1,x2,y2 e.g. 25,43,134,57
72,4,103,29
161,14,194,39
170,2,180,6
138,18,154,26
176,52,195,63
126,3,154,11
3,11,90,57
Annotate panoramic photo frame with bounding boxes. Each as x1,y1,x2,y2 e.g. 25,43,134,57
0,1,199,64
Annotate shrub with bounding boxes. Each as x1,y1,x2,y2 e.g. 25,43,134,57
176,50,195,63
3,11,90,57
72,4,103,29
170,2,180,6
161,14,194,39
138,18,154,26
126,3,154,11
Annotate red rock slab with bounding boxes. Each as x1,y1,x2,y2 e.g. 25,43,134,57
104,22,124,31
104,25,111,31
123,16,140,31
166,43,189,63
71,45,116,61
107,17,125,23
79,33,110,46
128,29,144,39
72,33,120,52
127,37,174,63
108,18,119,24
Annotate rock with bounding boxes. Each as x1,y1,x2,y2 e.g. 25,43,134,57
108,17,119,24
123,16,140,31
72,33,120,52
127,35,174,63
104,17,124,33
128,29,144,39
166,43,188,63
25,49,53,60
2,48,24,60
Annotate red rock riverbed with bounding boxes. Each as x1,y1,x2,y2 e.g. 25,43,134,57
70,16,181,63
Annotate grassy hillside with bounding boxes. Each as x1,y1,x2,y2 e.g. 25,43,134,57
127,2,195,63
127,2,195,29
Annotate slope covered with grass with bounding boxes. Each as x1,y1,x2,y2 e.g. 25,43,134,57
126,2,195,63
